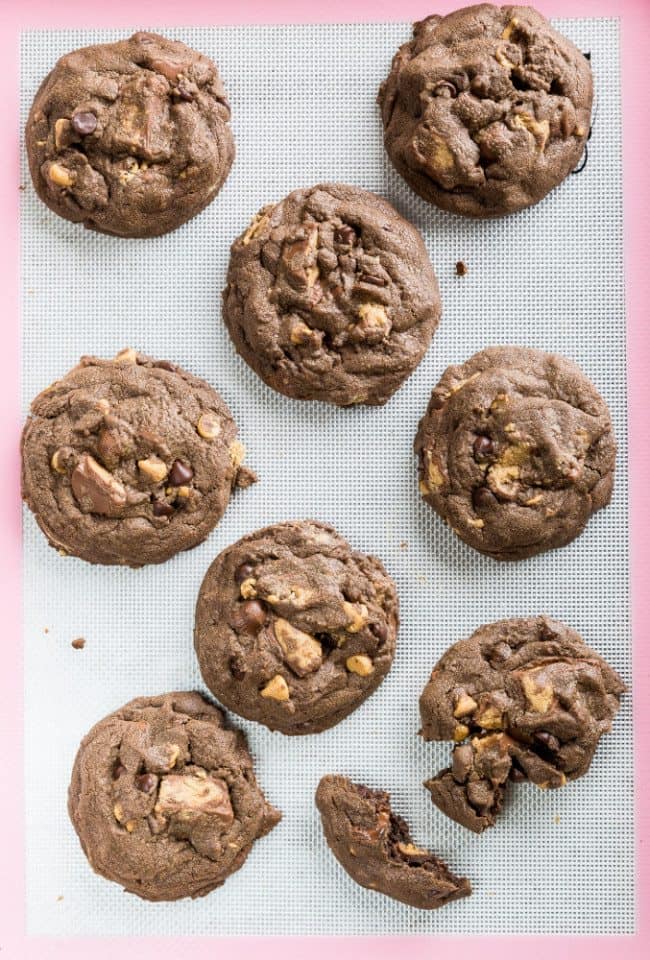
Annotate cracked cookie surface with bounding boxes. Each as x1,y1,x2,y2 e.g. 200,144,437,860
316,775,471,908
21,349,252,566
414,345,616,560
222,183,441,406
68,692,280,901
378,4,592,217
26,32,234,238
194,521,398,734
420,617,625,832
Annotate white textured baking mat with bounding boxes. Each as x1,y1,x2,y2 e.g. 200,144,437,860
21,18,631,937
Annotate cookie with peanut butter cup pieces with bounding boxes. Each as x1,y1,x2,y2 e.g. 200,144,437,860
316,775,471,909
414,346,616,560
68,692,280,901
222,183,441,406
194,521,398,734
26,32,234,237
420,617,625,833
21,349,253,566
378,5,593,217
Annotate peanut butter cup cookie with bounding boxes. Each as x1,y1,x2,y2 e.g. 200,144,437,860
414,346,616,560
316,775,471,909
222,183,441,406
21,350,253,566
194,521,399,734
378,5,592,217
68,692,281,901
420,617,625,832
26,32,234,237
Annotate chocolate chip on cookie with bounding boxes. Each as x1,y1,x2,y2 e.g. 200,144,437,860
378,5,593,217
21,350,252,566
414,346,616,560
316,775,471,908
26,32,234,237
222,183,441,406
68,692,281,900
419,617,625,832
194,521,399,734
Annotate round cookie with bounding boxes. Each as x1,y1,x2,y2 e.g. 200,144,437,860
419,617,625,832
26,32,234,238
194,521,399,735
414,346,616,560
21,349,253,566
378,5,592,218
315,775,471,909
222,183,441,406
68,692,281,901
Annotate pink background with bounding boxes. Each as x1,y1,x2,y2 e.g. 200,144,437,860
2,1,648,956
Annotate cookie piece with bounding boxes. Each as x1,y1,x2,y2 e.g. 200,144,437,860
414,346,616,560
378,5,592,217
420,617,625,832
194,521,398,734
68,692,280,901
222,183,441,406
26,32,234,238
21,350,252,566
316,775,471,909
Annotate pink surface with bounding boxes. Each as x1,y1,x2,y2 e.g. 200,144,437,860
1,0,648,957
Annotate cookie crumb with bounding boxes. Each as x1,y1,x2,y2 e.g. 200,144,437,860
399,541,408,550
19,183,26,191
56,895,64,902
455,261,468,276
44,627,49,634
71,637,86,650
235,466,258,489
554,814,561,824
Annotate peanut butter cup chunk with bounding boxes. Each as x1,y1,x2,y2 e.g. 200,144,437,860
194,521,399,734
21,350,252,566
26,32,234,237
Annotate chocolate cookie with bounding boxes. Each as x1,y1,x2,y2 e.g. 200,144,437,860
26,32,234,238
222,183,441,406
378,5,592,217
21,349,253,566
68,692,281,901
194,521,398,734
316,775,471,909
419,617,625,832
414,346,616,560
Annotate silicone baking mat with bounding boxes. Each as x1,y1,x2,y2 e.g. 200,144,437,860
20,18,631,937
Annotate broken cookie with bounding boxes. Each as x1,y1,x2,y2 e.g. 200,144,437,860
420,617,625,832
21,350,253,565
414,346,616,560
26,32,234,237
222,183,441,406
68,692,281,900
378,5,593,217
194,520,398,734
316,775,471,908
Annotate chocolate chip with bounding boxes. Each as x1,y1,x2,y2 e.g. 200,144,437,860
230,600,267,635
370,621,388,643
534,731,560,754
112,760,126,780
175,82,194,101
152,499,174,517
135,773,157,793
472,486,494,510
334,224,356,246
359,273,387,287
229,655,247,680
168,460,194,485
429,390,447,410
488,640,512,665
152,360,176,372
71,111,97,136
234,561,255,584
473,435,494,460
455,260,468,276
509,764,527,782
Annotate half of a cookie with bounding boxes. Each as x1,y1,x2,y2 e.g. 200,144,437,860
194,521,398,734
415,346,616,560
378,5,593,217
222,183,441,406
21,349,253,566
26,32,234,238
420,617,625,832
68,692,281,901
316,775,471,908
